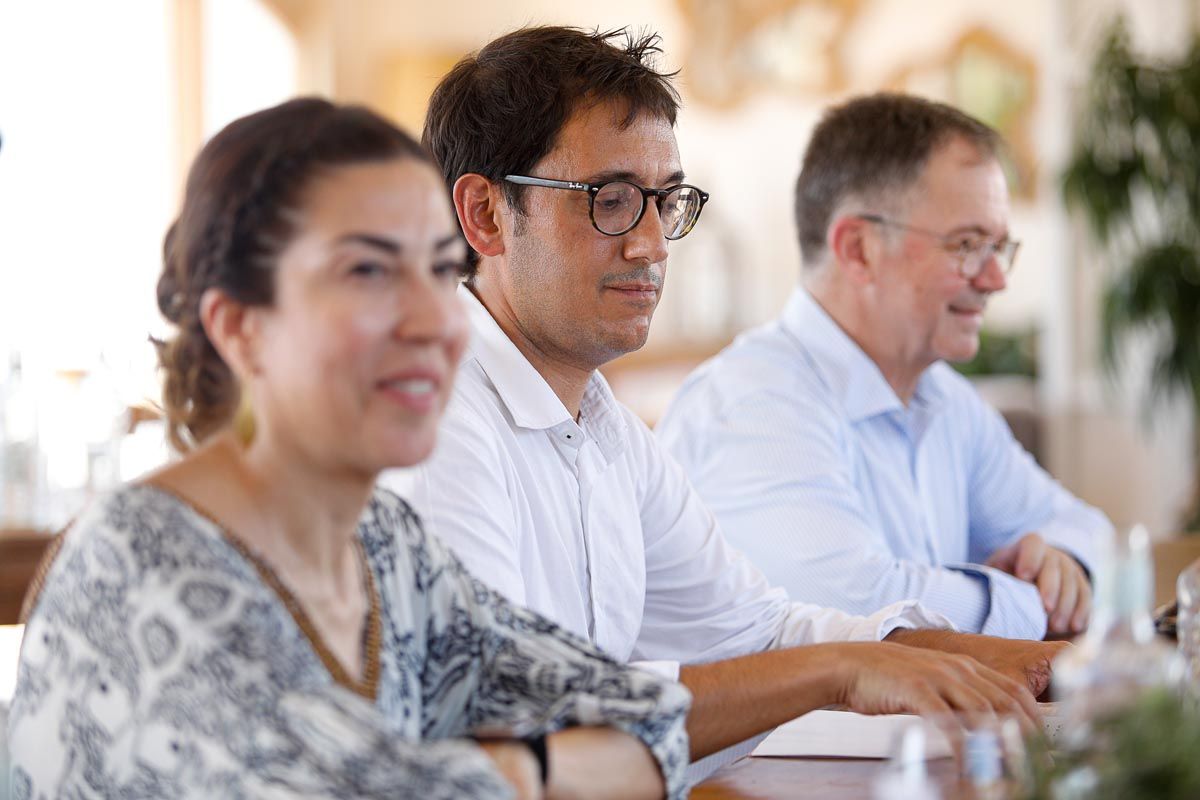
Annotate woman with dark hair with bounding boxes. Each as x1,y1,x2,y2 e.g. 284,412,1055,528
7,98,689,800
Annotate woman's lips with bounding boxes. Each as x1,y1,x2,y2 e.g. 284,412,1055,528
377,372,442,413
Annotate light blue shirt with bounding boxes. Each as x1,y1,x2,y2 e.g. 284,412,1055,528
657,287,1110,640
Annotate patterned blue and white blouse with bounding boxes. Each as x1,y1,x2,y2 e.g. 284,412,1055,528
7,485,690,798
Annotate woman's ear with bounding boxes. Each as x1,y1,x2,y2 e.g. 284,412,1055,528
452,173,506,258
199,287,261,381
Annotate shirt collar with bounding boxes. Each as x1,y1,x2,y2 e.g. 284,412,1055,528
459,285,627,450
780,287,945,422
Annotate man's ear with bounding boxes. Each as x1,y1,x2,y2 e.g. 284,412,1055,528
453,174,506,258
827,215,878,286
199,287,261,382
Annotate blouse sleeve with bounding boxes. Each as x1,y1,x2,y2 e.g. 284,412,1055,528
8,499,516,800
373,492,693,799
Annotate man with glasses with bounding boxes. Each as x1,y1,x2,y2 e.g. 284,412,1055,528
393,29,1065,778
659,93,1110,644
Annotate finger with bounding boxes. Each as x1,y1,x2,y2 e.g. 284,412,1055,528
936,661,1004,716
961,659,1039,731
967,668,1038,732
1014,534,1047,582
986,544,1016,572
1050,562,1080,633
907,684,955,719
1070,574,1093,632
1037,557,1061,614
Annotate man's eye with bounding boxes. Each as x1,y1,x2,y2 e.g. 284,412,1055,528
597,196,630,212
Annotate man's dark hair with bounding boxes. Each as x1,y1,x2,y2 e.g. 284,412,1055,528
794,92,1002,268
423,26,681,276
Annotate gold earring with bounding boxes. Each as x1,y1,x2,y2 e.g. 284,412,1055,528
233,389,256,446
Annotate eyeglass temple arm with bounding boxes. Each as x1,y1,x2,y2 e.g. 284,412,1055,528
504,175,590,192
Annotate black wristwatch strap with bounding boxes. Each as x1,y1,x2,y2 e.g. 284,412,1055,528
521,734,549,786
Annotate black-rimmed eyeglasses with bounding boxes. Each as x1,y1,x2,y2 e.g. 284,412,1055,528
857,214,1021,280
504,175,710,240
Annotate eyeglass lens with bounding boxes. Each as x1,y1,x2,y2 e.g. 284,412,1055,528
961,240,1018,278
592,182,704,239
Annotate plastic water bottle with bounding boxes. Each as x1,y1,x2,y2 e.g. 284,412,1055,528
871,722,942,800
1053,525,1183,749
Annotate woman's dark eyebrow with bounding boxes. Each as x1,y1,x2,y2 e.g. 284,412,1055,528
337,233,401,254
338,233,463,254
435,233,465,251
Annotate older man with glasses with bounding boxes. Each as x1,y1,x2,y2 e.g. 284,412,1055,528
659,93,1111,645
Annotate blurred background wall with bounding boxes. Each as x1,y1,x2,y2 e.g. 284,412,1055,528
1,0,1197,536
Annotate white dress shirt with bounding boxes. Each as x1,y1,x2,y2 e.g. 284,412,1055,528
658,287,1111,641
383,286,951,680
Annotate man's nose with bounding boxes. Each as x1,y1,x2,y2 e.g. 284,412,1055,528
972,250,1008,293
621,200,670,265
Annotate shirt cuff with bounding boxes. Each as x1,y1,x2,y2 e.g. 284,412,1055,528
856,599,957,641
945,563,1048,640
630,659,681,682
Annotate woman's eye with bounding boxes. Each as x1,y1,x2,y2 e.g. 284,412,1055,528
433,261,468,282
349,261,388,278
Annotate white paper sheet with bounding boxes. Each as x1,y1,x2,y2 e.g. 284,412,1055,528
752,705,1063,760
751,710,953,760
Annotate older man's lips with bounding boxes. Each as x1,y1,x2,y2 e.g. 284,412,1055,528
949,303,986,326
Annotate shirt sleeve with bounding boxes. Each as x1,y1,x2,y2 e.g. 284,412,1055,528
395,501,693,800
659,387,1049,641
627,413,952,664
962,391,1111,577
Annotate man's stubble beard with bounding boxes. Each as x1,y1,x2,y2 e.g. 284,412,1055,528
507,230,656,371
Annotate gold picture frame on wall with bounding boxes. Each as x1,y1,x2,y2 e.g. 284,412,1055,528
887,27,1040,200
675,0,863,107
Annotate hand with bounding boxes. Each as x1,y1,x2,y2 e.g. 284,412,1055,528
832,641,1039,731
987,532,1092,635
888,628,1069,699
477,739,543,800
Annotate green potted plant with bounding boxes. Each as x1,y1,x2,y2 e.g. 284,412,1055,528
1062,21,1200,528
1025,689,1200,799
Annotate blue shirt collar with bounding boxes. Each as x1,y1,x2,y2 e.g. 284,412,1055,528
780,287,945,422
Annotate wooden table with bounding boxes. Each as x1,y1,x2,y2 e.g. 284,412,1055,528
0,528,54,625
692,755,971,798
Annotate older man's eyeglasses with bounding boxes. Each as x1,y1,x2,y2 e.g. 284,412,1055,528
857,214,1020,280
505,175,710,240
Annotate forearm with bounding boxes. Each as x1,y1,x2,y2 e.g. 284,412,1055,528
679,644,853,760
545,727,665,800
886,627,969,652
